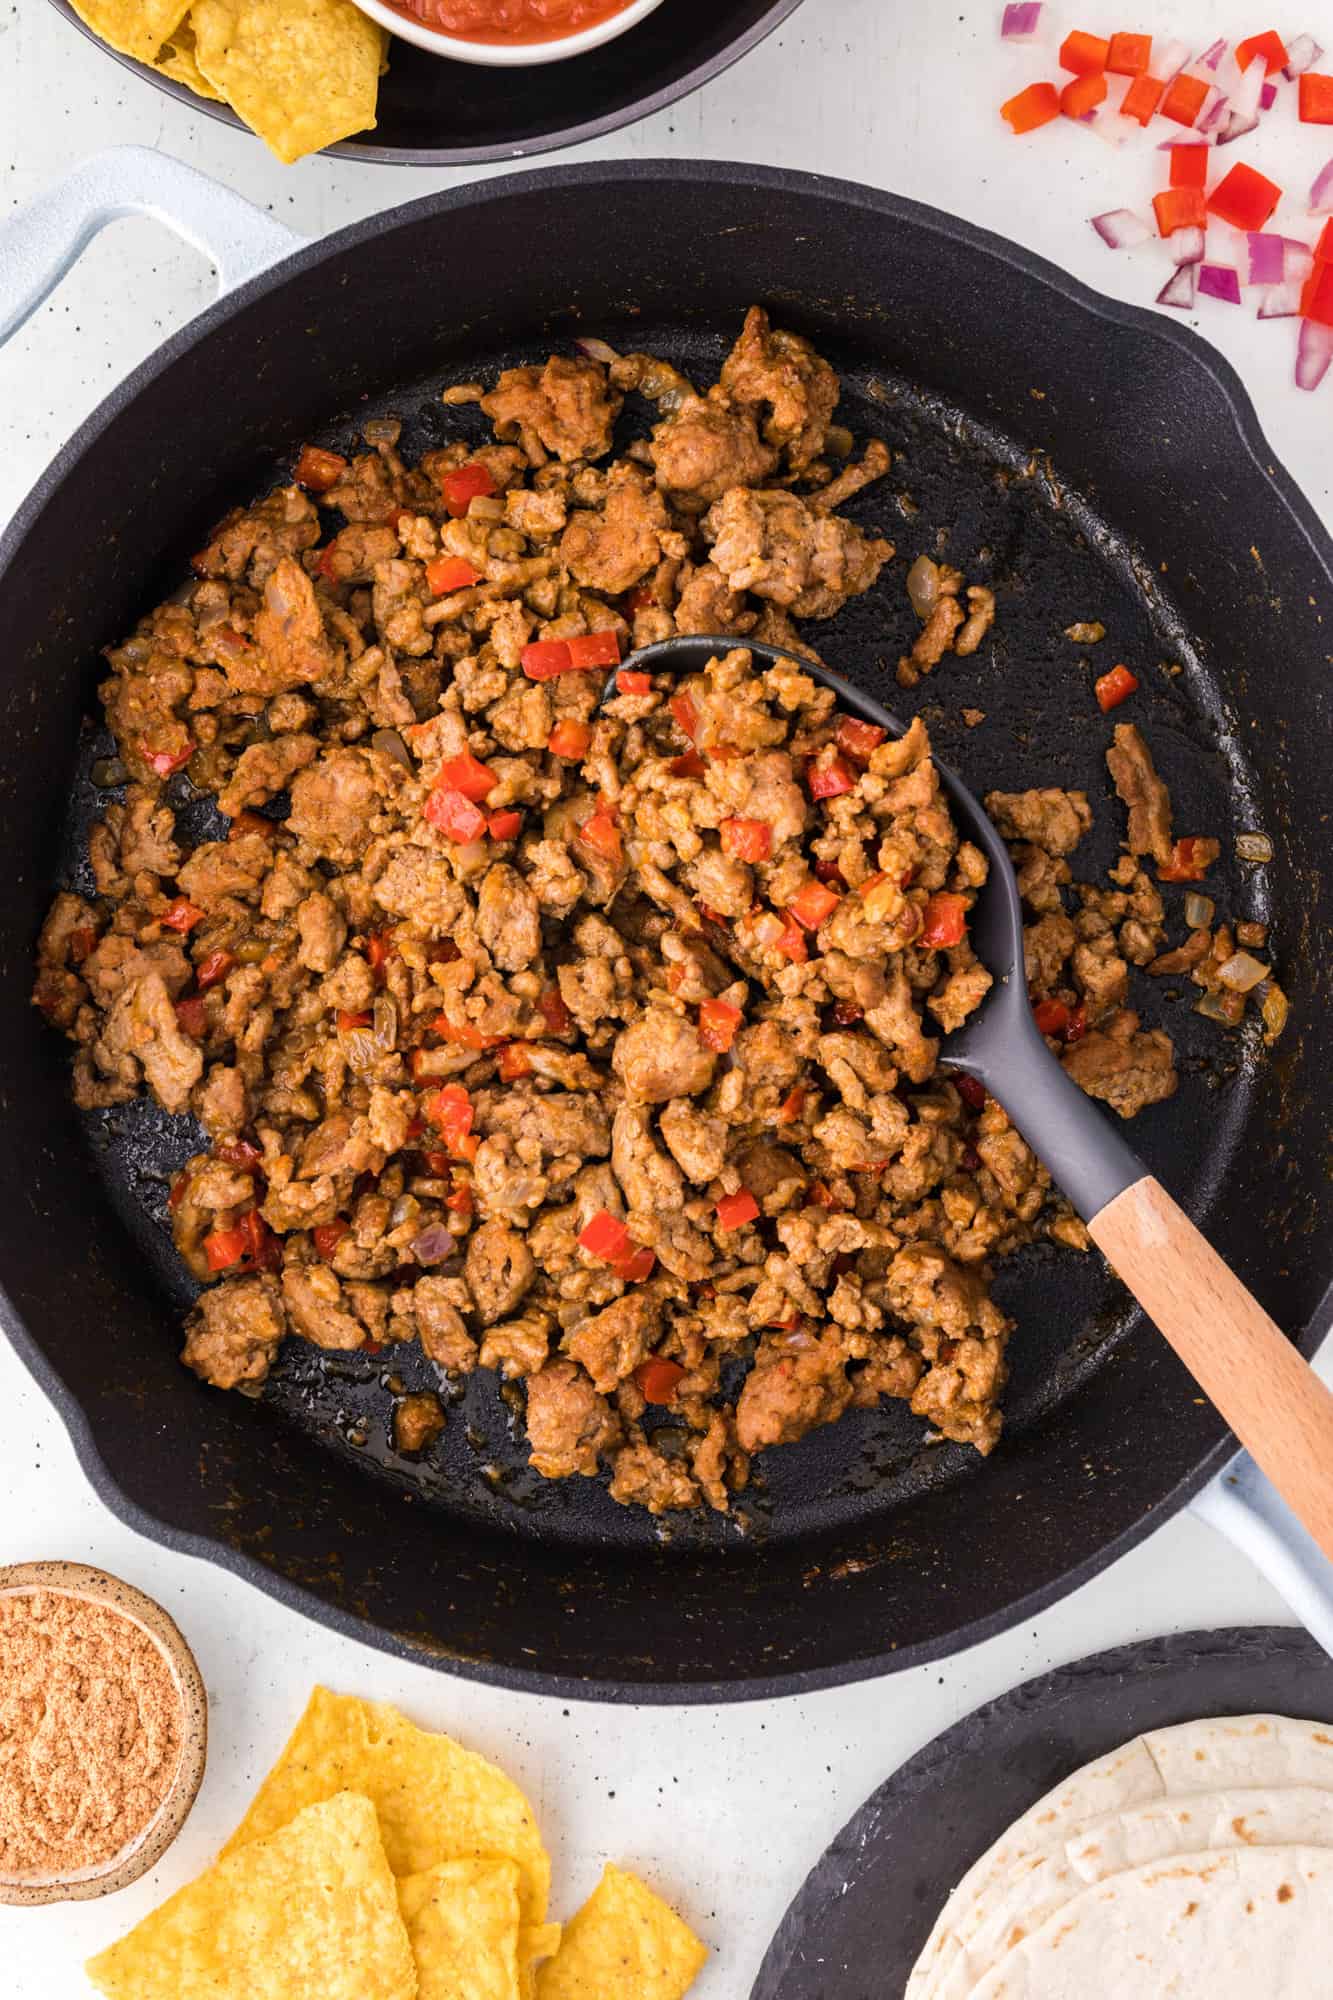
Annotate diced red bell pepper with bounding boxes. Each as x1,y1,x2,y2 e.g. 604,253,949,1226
787,879,842,932
617,669,652,695
1060,28,1110,72
578,1208,631,1263
424,786,487,844
955,1073,987,1111
67,926,96,963
1002,81,1061,132
670,751,707,779
1095,663,1139,711
669,692,700,741
1315,218,1333,264
293,444,348,493
338,1009,372,1032
698,997,743,1052
174,996,208,1039
1303,262,1333,327
808,753,857,800
445,1184,474,1216
776,1086,807,1123
548,720,592,759
1169,144,1209,190
497,1043,535,1081
425,555,481,595
438,752,498,802
424,1085,476,1157
215,1139,263,1170
240,1208,280,1271
1107,31,1151,74
835,716,887,761
537,987,572,1037
1120,71,1165,122
196,948,236,991
521,639,574,680
1209,161,1282,231
422,1150,453,1177
1061,71,1108,117
1033,996,1072,1037
814,860,847,887
720,817,772,862
486,809,522,840
634,1357,686,1405
429,1013,504,1049
314,1219,351,1261
1153,187,1207,237
1161,71,1210,126
772,916,808,963
716,1189,760,1231
367,930,395,977
1235,30,1288,74
141,737,193,779
578,811,623,864
1066,1003,1088,1045
1158,836,1216,881
168,1172,190,1211
161,898,206,934
566,630,622,670
227,811,272,840
920,891,969,949
204,1223,249,1271
439,461,497,517
1300,72,1333,122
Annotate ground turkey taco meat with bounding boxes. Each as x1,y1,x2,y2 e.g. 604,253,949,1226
33,310,1268,1518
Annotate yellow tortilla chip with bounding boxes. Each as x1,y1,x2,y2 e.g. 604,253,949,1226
150,21,222,98
66,0,190,63
535,1865,707,2000
86,1792,416,2000
191,0,383,164
399,1858,521,2000
224,1688,550,1927
519,1925,563,2000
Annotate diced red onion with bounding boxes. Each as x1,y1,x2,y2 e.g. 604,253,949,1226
1218,108,1260,144
1259,80,1278,110
412,1223,456,1265
1157,263,1197,310
1257,278,1305,318
1282,238,1315,281
1183,892,1214,929
574,336,621,365
1173,226,1207,266
1000,1,1043,39
1297,320,1333,392
1157,38,1191,79
1198,37,1228,69
1247,232,1286,285
1091,208,1153,249
1199,263,1242,304
1284,33,1324,77
1311,159,1333,214
1217,950,1269,994
1157,133,1208,149
1235,830,1274,862
1079,105,1126,148
1196,92,1230,134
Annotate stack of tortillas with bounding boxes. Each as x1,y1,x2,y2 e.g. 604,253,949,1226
906,1713,1333,1997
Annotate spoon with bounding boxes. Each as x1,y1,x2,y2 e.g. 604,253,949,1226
607,634,1333,1563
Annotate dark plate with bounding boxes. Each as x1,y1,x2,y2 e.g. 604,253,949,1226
44,0,804,164
751,1626,1333,2000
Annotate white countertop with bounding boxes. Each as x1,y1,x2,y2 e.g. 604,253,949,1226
1,2,1329,1993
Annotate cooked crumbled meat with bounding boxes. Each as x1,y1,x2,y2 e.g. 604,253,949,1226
37,310,1276,1519
1106,722,1174,868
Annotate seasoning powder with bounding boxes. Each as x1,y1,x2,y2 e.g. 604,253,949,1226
0,1589,182,1881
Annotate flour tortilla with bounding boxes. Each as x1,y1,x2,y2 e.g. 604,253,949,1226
930,1787,1333,1999
908,1715,1333,1997
967,1845,1333,1999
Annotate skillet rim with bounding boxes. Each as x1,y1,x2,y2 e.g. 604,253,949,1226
2,156,1330,1700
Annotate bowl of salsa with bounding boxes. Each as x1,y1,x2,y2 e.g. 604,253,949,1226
350,0,663,63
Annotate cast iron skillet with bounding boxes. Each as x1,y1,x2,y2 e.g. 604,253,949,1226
44,0,804,164
1,160,1331,1701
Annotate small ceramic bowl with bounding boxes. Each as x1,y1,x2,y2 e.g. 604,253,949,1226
350,0,663,66
0,1562,208,1906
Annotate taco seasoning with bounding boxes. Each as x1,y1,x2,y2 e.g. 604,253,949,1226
0,1562,207,1905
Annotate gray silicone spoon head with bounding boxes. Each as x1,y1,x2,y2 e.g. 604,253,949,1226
609,634,1146,1224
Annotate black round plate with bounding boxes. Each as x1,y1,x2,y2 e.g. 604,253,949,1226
752,1627,1333,2000
45,0,804,163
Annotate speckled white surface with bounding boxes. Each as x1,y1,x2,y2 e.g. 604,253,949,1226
1,2,1330,1993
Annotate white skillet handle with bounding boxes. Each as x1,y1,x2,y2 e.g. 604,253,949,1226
0,145,305,347
1193,1446,1333,1659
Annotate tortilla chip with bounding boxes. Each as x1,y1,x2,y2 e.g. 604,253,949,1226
519,1925,563,2000
191,0,383,164
150,21,222,98
224,1688,550,1927
399,1858,522,2000
86,1792,416,2000
66,0,190,63
535,1866,707,2000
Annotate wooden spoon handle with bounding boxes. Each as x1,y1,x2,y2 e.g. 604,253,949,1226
1090,1175,1333,1567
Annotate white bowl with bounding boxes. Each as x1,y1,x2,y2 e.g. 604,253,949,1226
352,0,663,65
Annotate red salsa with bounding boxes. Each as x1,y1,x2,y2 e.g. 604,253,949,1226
393,0,636,43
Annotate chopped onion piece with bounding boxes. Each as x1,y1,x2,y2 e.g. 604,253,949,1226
1284,33,1324,77
1197,91,1230,133
1091,208,1153,249
1157,263,1197,310
1199,37,1228,69
575,336,621,364
1258,278,1305,319
1199,263,1241,304
1157,38,1192,80
1260,80,1278,110
1000,1,1043,38
362,417,401,447
1232,60,1266,121
1173,226,1207,266
1217,950,1270,993
412,1223,456,1265
1313,160,1333,214
906,554,941,621
1235,830,1274,862
1079,105,1127,148
1262,983,1289,1044
371,727,413,769
1247,232,1286,285
1218,108,1260,144
825,424,855,458
1297,320,1333,392
1183,892,1214,929
1196,989,1244,1025
1283,239,1315,281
